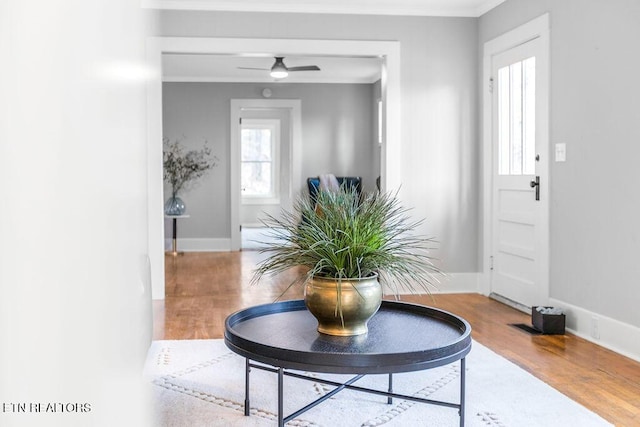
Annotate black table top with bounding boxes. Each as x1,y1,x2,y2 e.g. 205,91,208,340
224,300,472,374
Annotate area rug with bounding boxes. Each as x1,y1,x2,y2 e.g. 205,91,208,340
144,339,611,427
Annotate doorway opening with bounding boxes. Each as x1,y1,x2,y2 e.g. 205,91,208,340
147,37,401,299
231,99,301,250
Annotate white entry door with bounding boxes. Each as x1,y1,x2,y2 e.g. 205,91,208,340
486,16,550,309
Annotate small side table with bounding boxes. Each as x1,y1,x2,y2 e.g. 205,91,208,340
165,214,190,256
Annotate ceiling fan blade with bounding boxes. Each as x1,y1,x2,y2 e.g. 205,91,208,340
287,65,321,72
237,67,270,71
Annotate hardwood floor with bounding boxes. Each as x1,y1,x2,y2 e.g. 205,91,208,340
154,251,640,426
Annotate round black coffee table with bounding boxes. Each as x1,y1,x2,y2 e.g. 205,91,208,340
225,300,472,426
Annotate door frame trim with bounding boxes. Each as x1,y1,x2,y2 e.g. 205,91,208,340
481,13,550,299
146,37,400,299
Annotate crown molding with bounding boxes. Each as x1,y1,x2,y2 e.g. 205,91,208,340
475,0,507,16
142,0,507,18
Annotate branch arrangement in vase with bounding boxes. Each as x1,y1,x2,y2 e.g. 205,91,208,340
163,138,218,215
163,138,218,197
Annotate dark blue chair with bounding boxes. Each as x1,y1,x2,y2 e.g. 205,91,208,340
307,176,363,205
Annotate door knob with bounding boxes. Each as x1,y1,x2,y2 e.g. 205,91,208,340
530,176,540,201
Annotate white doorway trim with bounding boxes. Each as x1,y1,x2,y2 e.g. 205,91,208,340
481,13,550,300
230,99,301,250
147,37,401,300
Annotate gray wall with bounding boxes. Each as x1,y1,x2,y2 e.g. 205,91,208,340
158,11,479,273
480,0,640,328
163,82,375,239
163,83,229,238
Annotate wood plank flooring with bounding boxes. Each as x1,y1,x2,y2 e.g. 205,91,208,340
154,251,640,426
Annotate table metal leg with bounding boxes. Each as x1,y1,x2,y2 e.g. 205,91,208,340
278,368,284,427
172,218,177,250
244,358,251,416
283,373,365,423
169,217,184,256
247,359,467,425
460,357,466,427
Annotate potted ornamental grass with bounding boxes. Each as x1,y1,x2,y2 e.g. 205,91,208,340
252,186,443,336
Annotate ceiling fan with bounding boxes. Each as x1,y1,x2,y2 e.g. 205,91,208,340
238,57,321,79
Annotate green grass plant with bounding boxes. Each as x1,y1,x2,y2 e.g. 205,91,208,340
253,186,443,298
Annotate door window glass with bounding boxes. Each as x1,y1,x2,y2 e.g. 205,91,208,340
498,56,535,175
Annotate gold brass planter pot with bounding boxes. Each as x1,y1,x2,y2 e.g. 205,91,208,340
304,274,382,336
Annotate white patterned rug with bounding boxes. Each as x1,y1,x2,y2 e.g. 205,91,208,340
144,339,611,427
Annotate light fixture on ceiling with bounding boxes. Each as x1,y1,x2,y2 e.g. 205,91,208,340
239,56,320,79
269,58,289,79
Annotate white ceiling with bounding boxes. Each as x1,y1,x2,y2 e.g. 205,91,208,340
146,0,506,17
158,0,505,84
163,54,384,84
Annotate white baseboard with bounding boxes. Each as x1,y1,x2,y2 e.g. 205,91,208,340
549,297,640,363
392,273,479,295
165,238,232,252
434,272,480,294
